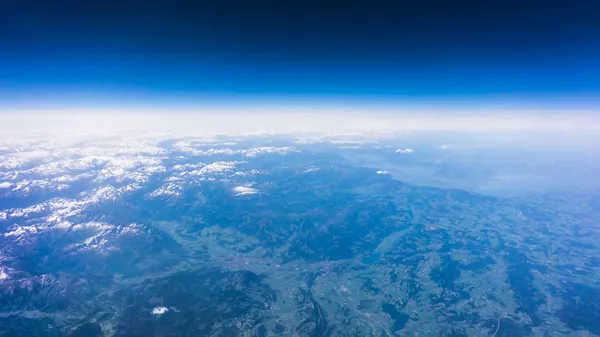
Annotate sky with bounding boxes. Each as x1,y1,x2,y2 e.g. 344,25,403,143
1,0,600,111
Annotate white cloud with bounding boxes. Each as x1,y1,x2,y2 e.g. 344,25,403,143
440,144,453,150
376,170,389,175
0,268,9,281
152,307,169,315
0,182,13,189
395,148,414,154
232,186,258,195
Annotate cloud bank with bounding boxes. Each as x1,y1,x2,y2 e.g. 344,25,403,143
1,106,599,135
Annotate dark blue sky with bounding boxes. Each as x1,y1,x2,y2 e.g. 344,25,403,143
1,0,599,108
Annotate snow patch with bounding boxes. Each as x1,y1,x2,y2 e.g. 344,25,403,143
4,225,39,237
119,223,142,235
302,167,320,173
243,146,297,157
0,150,55,170
189,161,242,176
148,183,183,198
395,148,414,154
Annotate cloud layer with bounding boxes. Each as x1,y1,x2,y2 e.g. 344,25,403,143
1,107,599,140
